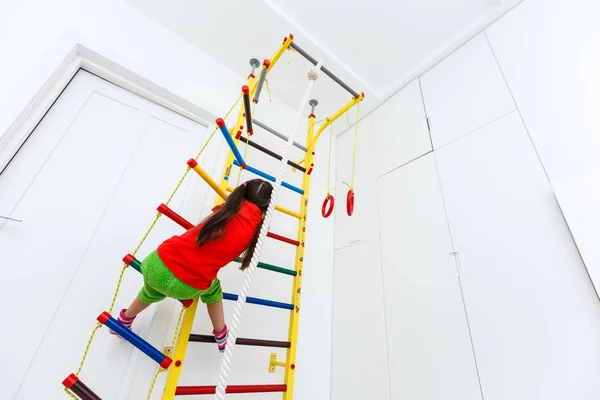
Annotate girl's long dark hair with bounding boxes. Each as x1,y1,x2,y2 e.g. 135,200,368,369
197,179,273,270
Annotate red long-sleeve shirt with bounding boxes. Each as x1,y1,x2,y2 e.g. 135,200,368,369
157,200,262,289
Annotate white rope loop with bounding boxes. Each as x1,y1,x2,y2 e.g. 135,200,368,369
214,62,323,400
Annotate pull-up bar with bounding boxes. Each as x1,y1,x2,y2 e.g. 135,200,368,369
187,159,302,218
253,59,270,104
216,118,245,167
254,119,308,152
288,41,360,98
241,85,254,135
233,159,304,195
238,136,306,172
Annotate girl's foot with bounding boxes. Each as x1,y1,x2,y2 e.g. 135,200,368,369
109,309,135,337
213,325,228,353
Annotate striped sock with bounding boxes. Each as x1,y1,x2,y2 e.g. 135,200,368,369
109,309,135,337
213,325,228,353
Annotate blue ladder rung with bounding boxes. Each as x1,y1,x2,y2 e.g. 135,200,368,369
97,312,172,368
217,118,245,166
233,160,304,195
223,292,294,310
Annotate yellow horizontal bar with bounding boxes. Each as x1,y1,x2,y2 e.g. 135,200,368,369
190,162,227,199
276,206,301,219
314,93,364,144
226,186,301,219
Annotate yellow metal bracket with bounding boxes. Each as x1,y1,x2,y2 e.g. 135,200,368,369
160,346,173,373
269,352,287,373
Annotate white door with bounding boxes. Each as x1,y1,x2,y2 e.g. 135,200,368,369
377,153,482,400
435,111,600,400
0,70,209,399
331,238,390,400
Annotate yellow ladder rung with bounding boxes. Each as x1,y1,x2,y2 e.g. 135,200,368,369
226,186,301,219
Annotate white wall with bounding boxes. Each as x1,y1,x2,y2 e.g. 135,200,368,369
332,0,600,398
0,1,335,398
485,0,600,297
331,114,390,400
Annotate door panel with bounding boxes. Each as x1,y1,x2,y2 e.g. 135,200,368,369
0,71,207,399
372,79,431,177
420,34,515,148
436,112,600,400
378,154,481,400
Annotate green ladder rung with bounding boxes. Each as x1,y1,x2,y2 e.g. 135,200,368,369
234,257,297,276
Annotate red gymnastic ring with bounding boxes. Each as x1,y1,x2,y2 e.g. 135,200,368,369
346,189,355,216
321,194,335,218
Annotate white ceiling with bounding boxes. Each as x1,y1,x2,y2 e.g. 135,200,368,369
126,0,522,122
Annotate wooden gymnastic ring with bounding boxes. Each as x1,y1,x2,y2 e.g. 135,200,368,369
321,194,335,218
346,189,354,216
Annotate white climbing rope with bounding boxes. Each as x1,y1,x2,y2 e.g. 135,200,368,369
214,61,323,400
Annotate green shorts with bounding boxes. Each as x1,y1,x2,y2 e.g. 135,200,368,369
138,250,223,305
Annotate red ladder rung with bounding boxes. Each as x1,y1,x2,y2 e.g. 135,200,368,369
175,384,287,395
267,231,300,246
158,203,300,247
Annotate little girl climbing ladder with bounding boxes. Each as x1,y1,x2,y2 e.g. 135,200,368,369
62,34,363,400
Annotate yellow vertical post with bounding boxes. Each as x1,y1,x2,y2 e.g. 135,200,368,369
161,36,294,400
215,34,294,203
283,114,316,399
283,94,363,399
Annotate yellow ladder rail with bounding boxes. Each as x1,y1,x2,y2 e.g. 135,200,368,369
161,34,364,399
161,35,293,400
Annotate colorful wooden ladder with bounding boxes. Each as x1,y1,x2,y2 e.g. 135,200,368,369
160,38,363,398
61,34,363,400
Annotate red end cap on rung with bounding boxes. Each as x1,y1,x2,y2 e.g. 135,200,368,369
241,163,247,170
263,59,271,68
248,74,255,79
187,158,198,168
160,357,173,369
308,114,315,118
123,254,135,265
181,299,194,308
361,92,365,99
242,85,249,94
62,373,79,389
289,33,294,40
97,311,111,324
216,118,226,128
157,203,168,214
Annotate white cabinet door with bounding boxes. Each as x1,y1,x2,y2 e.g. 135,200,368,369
436,111,600,400
334,114,379,249
486,0,600,185
487,0,600,295
420,33,515,149
0,71,207,400
331,238,389,400
378,153,482,400
372,79,431,177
